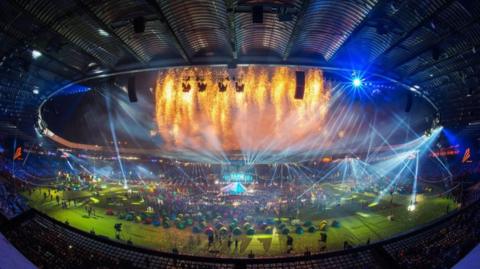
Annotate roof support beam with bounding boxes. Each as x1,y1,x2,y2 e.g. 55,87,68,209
73,0,148,64
378,0,455,59
145,0,191,64
282,0,310,61
41,51,86,77
0,26,86,77
416,57,480,85
436,94,480,105
406,41,480,80
6,0,116,70
388,16,480,71
329,0,389,61
29,64,70,83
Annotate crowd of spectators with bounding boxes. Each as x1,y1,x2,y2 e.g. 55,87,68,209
388,201,480,269
0,176,29,219
1,196,478,269
5,216,141,269
4,214,235,269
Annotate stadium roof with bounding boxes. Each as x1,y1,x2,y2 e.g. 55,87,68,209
1,0,480,136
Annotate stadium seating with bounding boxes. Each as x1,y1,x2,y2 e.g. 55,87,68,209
1,199,479,269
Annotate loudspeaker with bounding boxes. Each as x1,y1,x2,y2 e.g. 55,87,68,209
252,5,263,24
405,91,413,112
133,17,146,33
294,71,305,100
127,77,138,103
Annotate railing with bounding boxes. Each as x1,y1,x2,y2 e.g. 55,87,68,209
1,197,475,268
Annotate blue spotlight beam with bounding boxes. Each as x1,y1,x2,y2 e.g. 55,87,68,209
412,150,420,205
174,166,206,193
390,115,452,178
105,94,128,189
297,161,342,199
374,159,412,204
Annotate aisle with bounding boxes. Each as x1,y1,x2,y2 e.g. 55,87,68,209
0,232,36,269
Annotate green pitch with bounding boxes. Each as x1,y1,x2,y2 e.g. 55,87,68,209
25,183,457,257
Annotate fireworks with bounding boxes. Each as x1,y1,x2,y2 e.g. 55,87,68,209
155,66,331,153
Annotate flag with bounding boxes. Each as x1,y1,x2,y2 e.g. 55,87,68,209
462,148,471,163
13,146,22,161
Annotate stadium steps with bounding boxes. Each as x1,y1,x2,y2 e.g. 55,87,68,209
372,246,400,269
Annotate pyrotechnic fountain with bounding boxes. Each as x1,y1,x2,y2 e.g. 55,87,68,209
154,66,331,162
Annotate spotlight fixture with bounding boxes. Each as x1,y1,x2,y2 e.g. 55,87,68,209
98,29,110,37
424,128,432,137
31,49,42,59
235,82,245,92
352,77,362,88
92,67,104,74
198,82,207,92
182,82,191,92
218,82,227,92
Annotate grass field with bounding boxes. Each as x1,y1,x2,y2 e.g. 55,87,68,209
24,183,458,257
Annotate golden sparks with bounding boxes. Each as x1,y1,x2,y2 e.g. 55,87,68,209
155,66,331,153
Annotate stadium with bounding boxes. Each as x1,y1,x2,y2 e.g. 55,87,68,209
0,1,479,269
